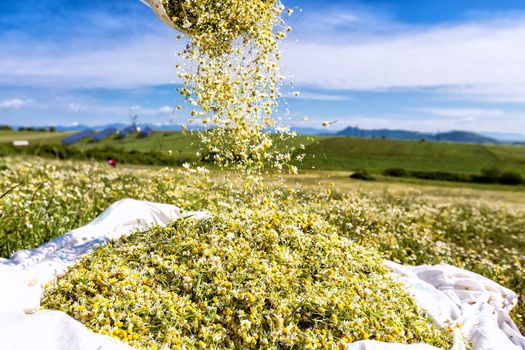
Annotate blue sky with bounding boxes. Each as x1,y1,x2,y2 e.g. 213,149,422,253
1,0,525,136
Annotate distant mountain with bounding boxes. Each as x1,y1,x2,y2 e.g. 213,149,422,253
481,132,525,143
9,123,181,132
437,131,496,144
337,127,429,140
290,127,338,135
56,124,125,132
11,124,96,132
337,127,498,144
8,122,508,145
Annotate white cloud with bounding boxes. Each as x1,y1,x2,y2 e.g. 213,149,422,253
334,112,525,134
286,91,350,101
0,31,183,89
63,103,175,117
156,105,174,113
129,105,175,116
281,14,525,102
68,103,88,112
0,98,32,109
410,107,505,118
442,84,525,103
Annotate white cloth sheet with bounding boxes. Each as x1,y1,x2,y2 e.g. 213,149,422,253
0,199,205,350
0,199,522,350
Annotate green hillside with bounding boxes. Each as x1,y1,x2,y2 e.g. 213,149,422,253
74,132,200,159
300,137,525,174
0,130,72,143
2,130,525,176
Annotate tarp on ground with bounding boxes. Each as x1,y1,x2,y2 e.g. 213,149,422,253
0,199,523,350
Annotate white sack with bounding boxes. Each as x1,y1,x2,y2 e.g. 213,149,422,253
343,262,525,350
383,261,525,350
141,0,188,33
0,199,205,350
0,198,205,313
0,310,133,350
0,199,206,350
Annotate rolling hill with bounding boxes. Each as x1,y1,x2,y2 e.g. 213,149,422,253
2,130,525,177
299,136,525,174
337,127,498,144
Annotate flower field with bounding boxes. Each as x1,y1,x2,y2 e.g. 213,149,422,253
1,157,524,348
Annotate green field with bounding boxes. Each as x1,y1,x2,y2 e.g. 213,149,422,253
301,136,525,174
77,131,201,159
3,130,525,177
0,130,72,143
